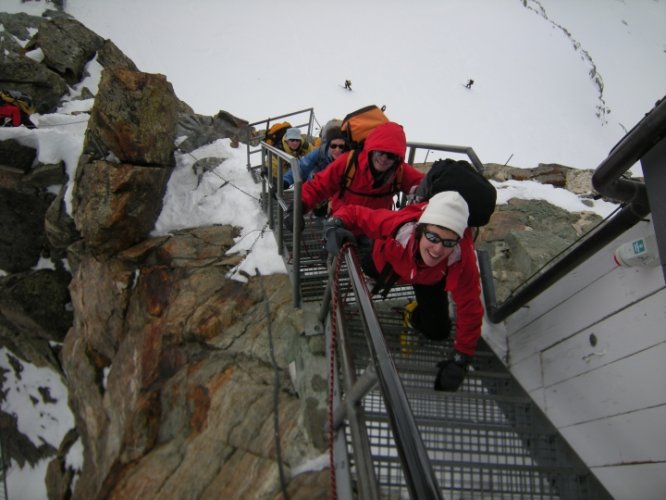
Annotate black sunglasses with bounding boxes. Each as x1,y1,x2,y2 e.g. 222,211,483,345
423,231,459,248
374,151,398,161
329,143,347,150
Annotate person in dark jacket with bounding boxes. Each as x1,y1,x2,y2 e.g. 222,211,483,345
324,191,484,392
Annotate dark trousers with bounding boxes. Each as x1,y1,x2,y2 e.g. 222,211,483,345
411,281,451,341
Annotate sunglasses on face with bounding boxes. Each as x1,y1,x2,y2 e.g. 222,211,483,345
287,139,301,143
423,231,459,248
374,150,398,161
329,143,346,150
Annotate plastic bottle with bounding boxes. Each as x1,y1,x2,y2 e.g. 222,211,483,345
613,233,660,267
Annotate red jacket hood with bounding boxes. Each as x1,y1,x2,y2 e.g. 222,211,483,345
360,121,406,165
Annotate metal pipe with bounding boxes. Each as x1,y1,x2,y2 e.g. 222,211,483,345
332,364,378,429
592,97,666,197
406,141,485,172
332,264,381,500
483,97,665,324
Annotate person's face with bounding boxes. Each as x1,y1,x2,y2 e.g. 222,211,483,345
371,150,398,172
328,140,346,160
418,224,459,267
286,138,302,151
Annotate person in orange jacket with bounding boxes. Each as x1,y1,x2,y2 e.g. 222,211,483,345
324,191,483,392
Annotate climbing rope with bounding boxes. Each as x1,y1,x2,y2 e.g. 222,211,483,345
181,149,261,201
256,268,290,500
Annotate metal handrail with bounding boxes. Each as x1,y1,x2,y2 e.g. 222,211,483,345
480,96,665,323
331,246,443,500
245,108,315,174
406,141,485,173
260,142,303,306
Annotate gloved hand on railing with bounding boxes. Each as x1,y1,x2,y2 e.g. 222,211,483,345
323,217,356,256
284,203,304,234
434,351,471,392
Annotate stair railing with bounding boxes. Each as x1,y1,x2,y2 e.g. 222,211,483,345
260,142,304,306
328,246,444,500
244,107,315,180
479,96,666,323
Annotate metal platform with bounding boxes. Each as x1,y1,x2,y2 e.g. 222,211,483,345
337,299,611,499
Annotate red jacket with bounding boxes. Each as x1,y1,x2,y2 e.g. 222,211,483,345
301,122,424,214
0,104,21,127
334,203,484,356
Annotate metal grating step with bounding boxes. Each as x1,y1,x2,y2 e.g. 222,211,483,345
339,300,612,499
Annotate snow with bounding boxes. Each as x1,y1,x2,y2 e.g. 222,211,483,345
1,0,664,498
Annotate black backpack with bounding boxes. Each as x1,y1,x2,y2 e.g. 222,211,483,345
415,158,497,227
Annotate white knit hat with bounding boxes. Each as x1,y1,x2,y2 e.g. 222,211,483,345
418,191,469,238
285,128,302,141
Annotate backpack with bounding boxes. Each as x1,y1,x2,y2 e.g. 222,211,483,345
264,121,291,148
338,105,401,199
415,158,497,227
340,104,389,150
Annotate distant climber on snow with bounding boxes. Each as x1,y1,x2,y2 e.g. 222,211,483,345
465,79,474,89
344,79,352,91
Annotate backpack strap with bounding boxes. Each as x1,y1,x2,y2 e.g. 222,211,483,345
338,149,359,198
371,263,400,298
339,153,405,200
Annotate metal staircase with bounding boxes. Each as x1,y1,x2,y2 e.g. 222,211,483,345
338,295,610,499
246,111,614,499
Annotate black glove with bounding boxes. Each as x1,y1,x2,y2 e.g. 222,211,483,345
312,201,329,218
434,351,471,392
284,205,304,233
323,218,356,256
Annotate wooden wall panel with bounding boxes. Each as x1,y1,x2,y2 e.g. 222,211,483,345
542,343,666,427
541,289,665,386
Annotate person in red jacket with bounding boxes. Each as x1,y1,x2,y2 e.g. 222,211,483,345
290,121,424,224
0,103,21,127
324,191,484,392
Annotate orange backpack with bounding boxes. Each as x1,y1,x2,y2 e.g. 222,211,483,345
340,105,389,150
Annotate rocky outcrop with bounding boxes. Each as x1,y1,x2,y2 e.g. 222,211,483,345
483,162,597,195
0,268,71,370
0,13,101,113
72,69,177,256
477,198,602,301
54,227,326,499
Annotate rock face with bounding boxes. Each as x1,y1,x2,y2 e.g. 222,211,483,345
477,196,603,302
72,69,177,256
0,11,612,500
58,229,325,499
